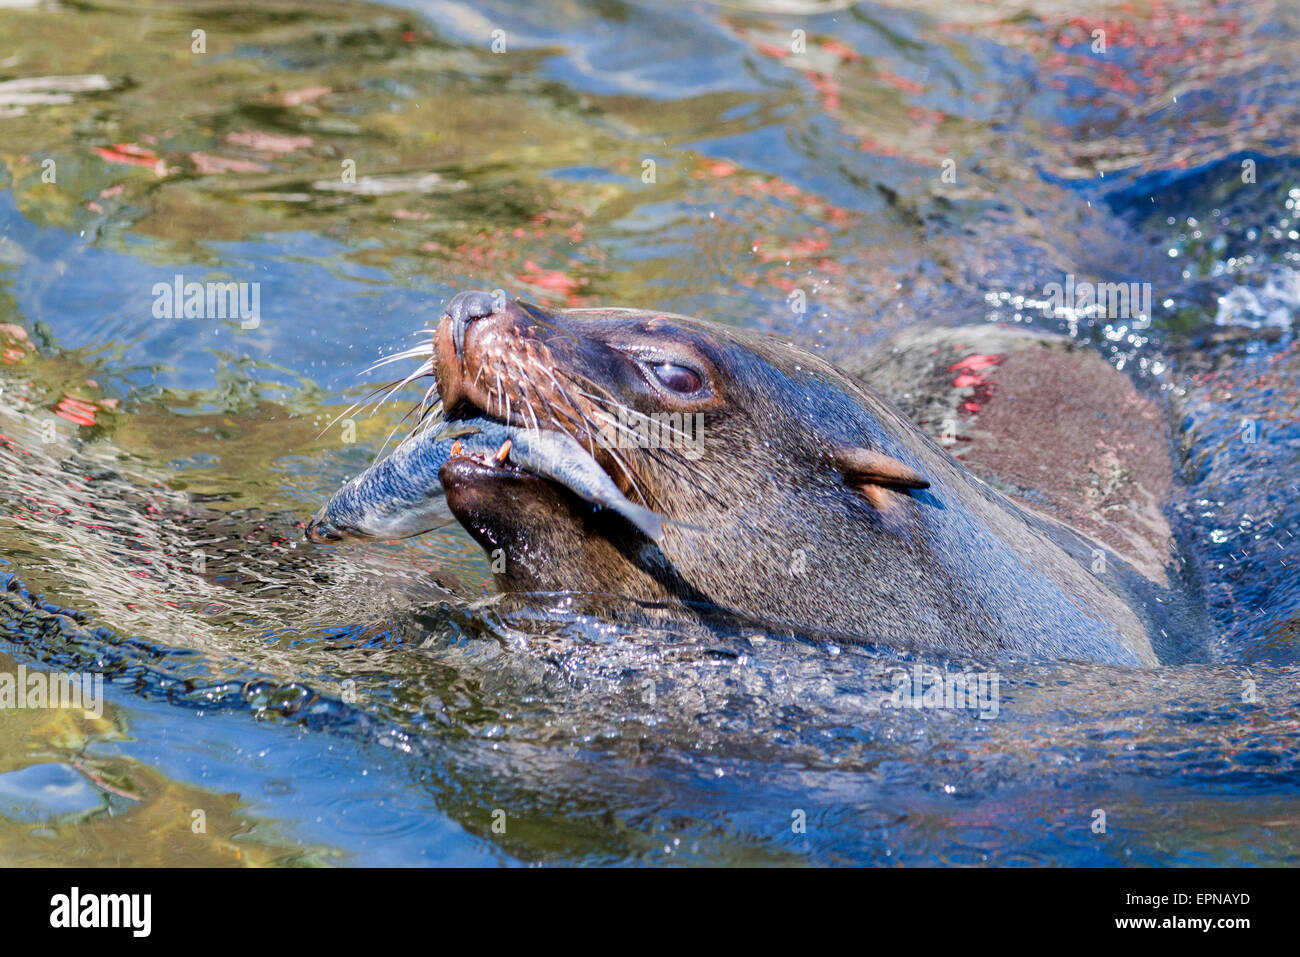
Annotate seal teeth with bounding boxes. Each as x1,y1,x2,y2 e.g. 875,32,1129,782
493,438,512,465
451,439,463,456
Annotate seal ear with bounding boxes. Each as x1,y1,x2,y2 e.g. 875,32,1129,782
832,446,929,512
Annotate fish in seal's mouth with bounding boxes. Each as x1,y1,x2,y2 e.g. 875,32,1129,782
305,291,672,546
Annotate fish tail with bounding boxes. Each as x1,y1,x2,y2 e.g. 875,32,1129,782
622,503,666,541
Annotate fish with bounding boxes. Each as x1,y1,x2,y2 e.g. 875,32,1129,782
305,419,495,543
307,417,667,543
502,426,666,542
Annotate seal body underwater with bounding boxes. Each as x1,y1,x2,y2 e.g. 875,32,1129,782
312,291,1204,667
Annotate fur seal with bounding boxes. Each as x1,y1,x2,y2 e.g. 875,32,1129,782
315,291,1196,666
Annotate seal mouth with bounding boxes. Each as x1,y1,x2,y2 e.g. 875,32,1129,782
441,444,548,489
307,294,672,547
429,292,655,508
444,432,524,477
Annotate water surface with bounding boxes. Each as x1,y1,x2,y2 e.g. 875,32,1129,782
0,0,1297,865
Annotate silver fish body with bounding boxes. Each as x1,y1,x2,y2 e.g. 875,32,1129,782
306,419,508,542
503,427,665,541
307,417,665,543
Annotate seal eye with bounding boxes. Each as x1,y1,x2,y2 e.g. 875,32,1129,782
647,362,702,395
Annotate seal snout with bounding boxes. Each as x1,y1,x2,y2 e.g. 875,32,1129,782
446,289,498,360
429,293,638,502
432,291,558,425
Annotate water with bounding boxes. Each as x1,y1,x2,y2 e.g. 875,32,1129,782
0,0,1296,865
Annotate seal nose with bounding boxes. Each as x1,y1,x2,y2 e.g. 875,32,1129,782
446,290,498,360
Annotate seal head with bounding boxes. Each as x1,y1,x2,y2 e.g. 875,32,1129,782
417,292,1158,666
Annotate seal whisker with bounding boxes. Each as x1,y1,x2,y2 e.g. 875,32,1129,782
411,401,446,436
318,399,365,439
563,389,726,504
317,377,418,439
506,359,542,435
419,384,441,420
508,356,568,440
548,393,652,505
521,382,626,484
531,364,581,413
492,370,506,422
523,359,598,461
530,381,584,439
571,400,722,505
513,360,688,510
389,358,436,394
576,405,714,509
592,431,650,508
521,395,650,510
378,393,445,454
368,359,435,418
364,343,435,374
515,371,543,435
571,399,725,509
568,386,696,443
563,402,654,507
579,405,646,450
